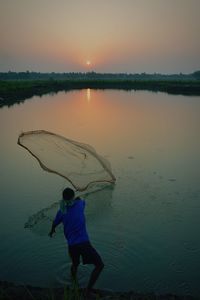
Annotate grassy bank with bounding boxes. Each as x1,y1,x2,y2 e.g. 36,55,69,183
0,79,200,107
0,281,198,300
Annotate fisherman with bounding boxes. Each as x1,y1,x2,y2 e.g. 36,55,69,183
49,187,104,296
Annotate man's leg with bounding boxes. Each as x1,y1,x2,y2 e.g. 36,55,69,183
80,242,104,295
86,261,104,291
68,245,80,281
70,263,79,280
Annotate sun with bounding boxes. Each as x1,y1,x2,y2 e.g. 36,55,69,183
86,60,91,66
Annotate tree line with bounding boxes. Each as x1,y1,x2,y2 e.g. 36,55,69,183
0,71,199,81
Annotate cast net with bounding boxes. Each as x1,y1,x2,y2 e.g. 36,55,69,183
18,130,116,191
24,183,114,236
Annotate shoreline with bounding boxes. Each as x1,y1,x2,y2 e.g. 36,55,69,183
0,281,198,300
0,79,200,107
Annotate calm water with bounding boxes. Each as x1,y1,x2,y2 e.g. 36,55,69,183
0,89,200,296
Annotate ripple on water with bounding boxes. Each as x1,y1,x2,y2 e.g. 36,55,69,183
56,262,92,286
177,281,191,296
183,241,200,253
169,260,184,275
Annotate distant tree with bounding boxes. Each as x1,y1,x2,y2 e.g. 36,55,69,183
192,71,200,79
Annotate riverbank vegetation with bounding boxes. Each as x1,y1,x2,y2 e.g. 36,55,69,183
0,71,200,107
0,281,198,300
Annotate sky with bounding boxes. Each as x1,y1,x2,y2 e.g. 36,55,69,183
0,0,200,73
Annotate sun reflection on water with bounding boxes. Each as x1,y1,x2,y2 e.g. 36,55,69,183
87,88,91,102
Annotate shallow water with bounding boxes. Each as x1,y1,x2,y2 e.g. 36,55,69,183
0,89,200,296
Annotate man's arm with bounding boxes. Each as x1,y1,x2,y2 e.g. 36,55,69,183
49,221,56,237
49,210,63,237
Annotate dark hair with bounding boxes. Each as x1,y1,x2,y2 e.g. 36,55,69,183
62,188,75,201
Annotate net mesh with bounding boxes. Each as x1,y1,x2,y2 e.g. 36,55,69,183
24,183,114,235
18,130,116,191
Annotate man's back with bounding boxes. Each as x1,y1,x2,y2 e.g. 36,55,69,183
54,198,89,246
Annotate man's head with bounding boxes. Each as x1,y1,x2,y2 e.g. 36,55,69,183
63,187,75,201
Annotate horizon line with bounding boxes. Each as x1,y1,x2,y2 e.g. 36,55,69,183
1,70,199,76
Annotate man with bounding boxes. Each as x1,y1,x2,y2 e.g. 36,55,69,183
49,187,104,296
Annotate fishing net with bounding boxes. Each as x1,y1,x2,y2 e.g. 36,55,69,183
18,130,116,191
24,183,114,236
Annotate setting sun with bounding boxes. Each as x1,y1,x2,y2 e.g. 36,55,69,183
86,60,91,66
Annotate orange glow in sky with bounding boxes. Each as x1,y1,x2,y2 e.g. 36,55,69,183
0,0,200,73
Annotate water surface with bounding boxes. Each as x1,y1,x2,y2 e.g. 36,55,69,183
0,89,200,296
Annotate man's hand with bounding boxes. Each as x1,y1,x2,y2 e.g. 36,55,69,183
49,224,56,237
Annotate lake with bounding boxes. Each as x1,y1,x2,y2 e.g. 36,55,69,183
0,89,200,296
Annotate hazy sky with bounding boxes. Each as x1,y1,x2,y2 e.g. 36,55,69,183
0,0,199,73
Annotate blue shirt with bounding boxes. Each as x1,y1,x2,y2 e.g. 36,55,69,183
53,198,89,246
